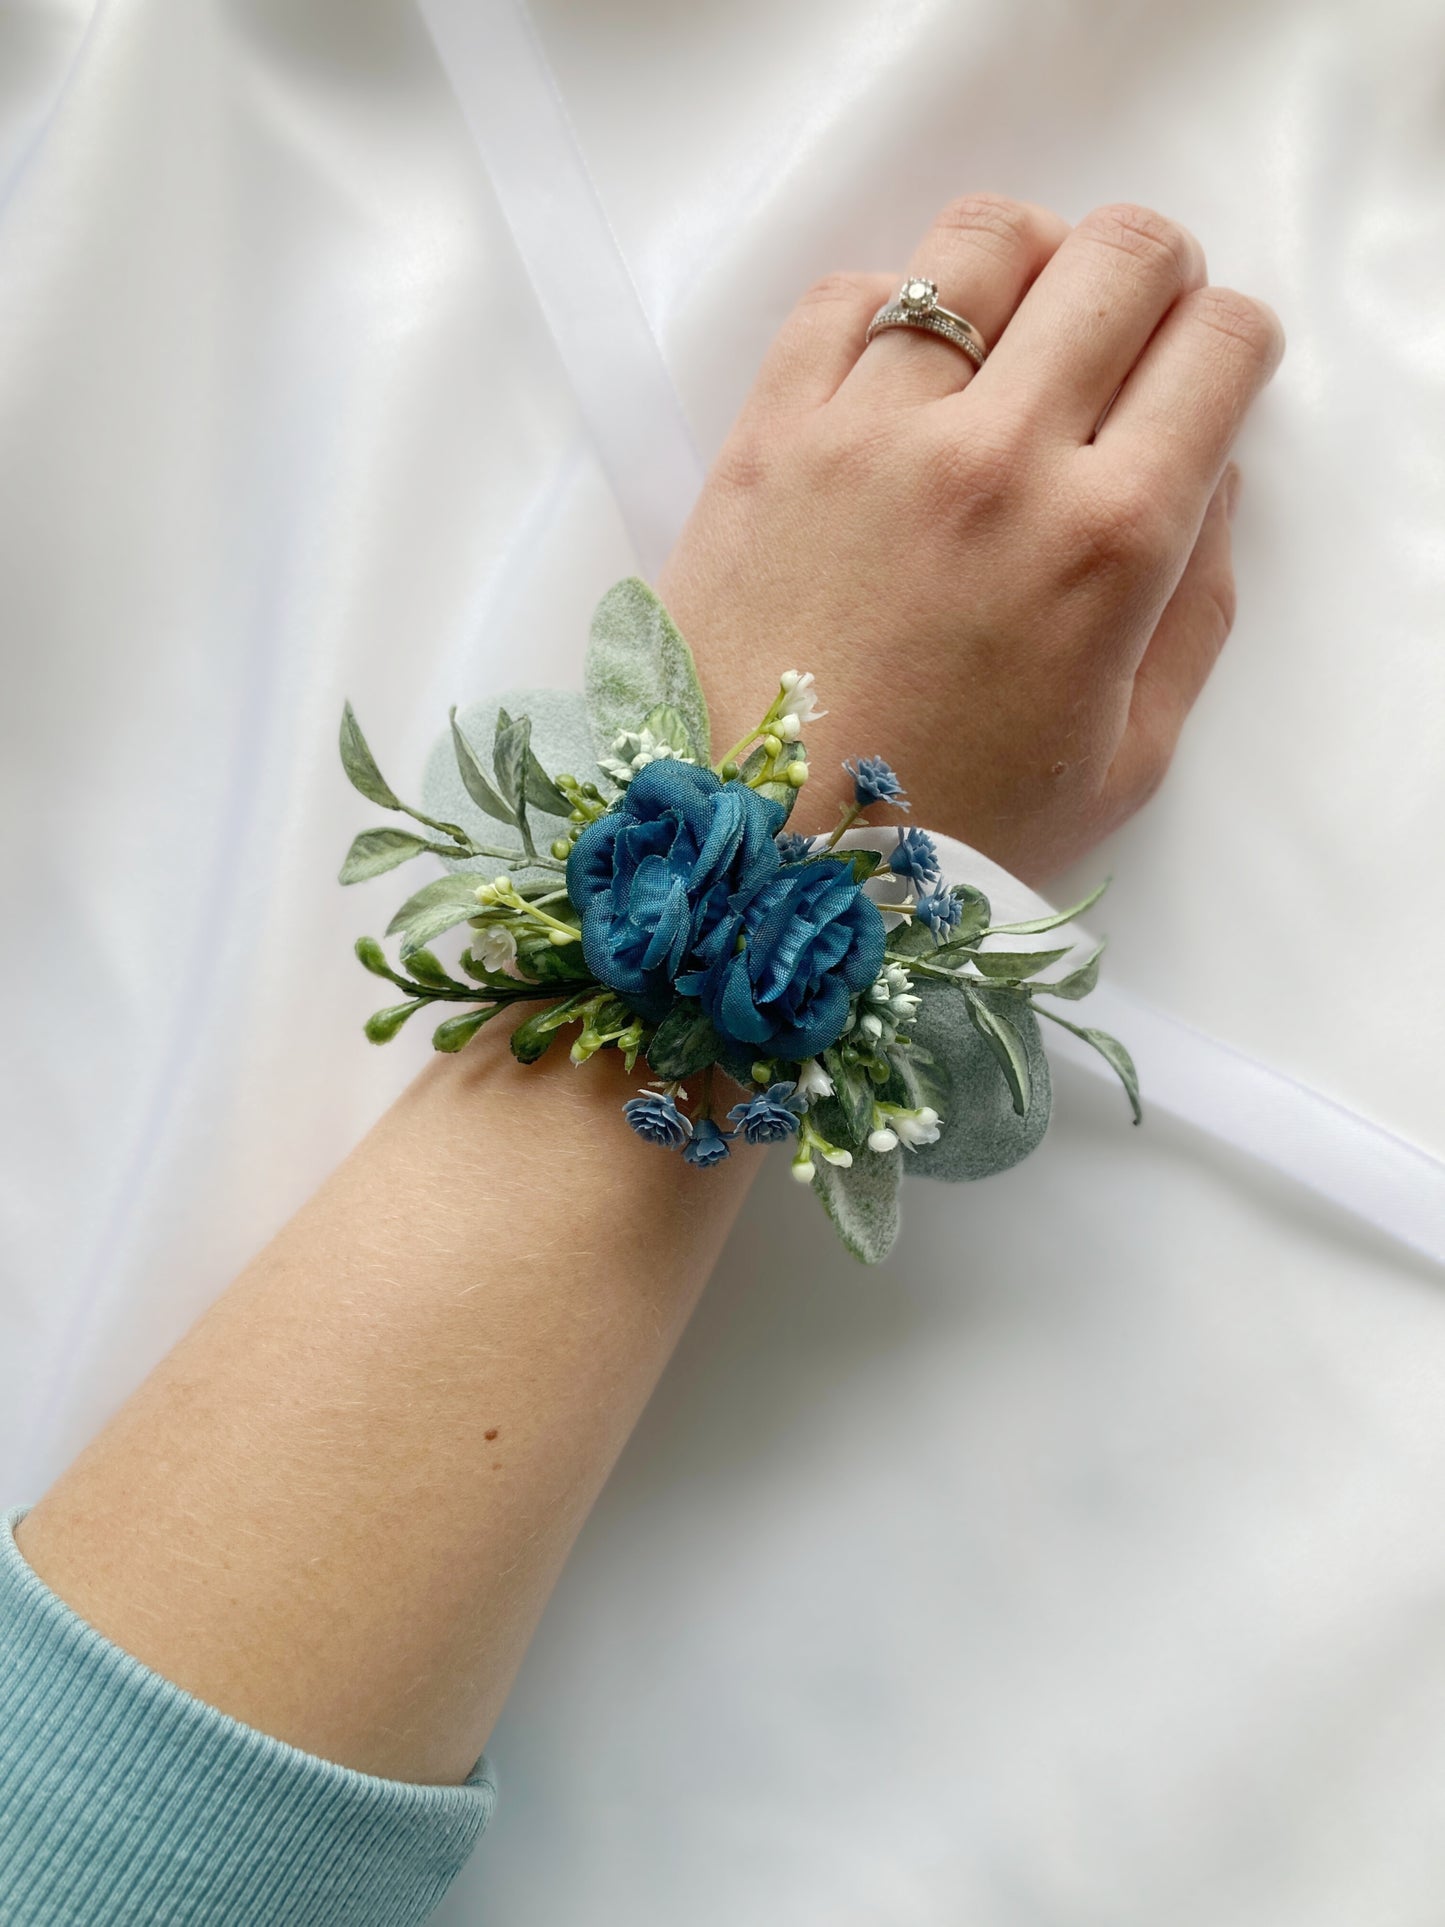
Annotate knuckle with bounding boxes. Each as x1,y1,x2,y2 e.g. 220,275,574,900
1186,285,1286,365
931,191,1041,261
1079,201,1196,289
795,270,877,312
1064,475,1177,575
709,421,775,496
925,415,1026,515
1200,565,1238,641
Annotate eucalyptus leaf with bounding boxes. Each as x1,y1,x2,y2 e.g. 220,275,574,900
969,943,1074,981
813,1143,902,1265
646,999,724,1080
449,707,518,827
585,576,712,766
962,985,1033,1118
1033,941,1106,1002
1036,1006,1142,1123
432,1006,501,1053
906,981,1052,1183
987,876,1109,937
340,702,404,811
386,873,486,957
339,827,450,885
364,999,425,1044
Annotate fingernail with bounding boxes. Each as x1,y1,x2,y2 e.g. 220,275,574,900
1223,464,1242,520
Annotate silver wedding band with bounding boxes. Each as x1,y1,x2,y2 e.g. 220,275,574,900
865,277,989,370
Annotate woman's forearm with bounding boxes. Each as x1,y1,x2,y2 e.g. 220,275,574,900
17,1036,756,1784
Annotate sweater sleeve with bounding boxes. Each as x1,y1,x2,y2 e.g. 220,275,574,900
0,1505,496,1926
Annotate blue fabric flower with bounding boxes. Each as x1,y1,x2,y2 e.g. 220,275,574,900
623,1089,692,1148
727,1082,806,1145
567,760,784,1020
915,888,963,940
681,1116,733,1167
844,755,908,810
681,858,888,1062
775,831,814,862
888,827,940,885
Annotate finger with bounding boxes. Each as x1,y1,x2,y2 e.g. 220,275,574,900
964,202,1207,441
840,193,1069,406
739,272,900,418
1091,285,1285,515
1106,465,1240,810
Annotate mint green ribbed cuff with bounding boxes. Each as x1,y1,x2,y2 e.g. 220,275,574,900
0,1505,496,1924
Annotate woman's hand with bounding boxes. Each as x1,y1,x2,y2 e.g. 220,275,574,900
657,194,1284,883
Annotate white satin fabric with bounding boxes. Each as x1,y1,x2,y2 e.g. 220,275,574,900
2,3,1444,1922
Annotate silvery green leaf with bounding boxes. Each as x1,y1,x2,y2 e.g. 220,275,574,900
493,702,571,816
822,1052,873,1145
339,827,449,885
365,999,425,1044
432,1005,502,1053
1037,1007,1142,1123
646,1000,724,1079
941,885,992,945
813,1142,902,1265
493,709,531,815
449,707,518,827
586,575,712,765
962,984,1032,1117
640,702,694,759
969,943,1074,981
987,876,1109,937
1034,940,1106,1001
906,981,1052,1182
424,689,592,879
340,702,404,811
386,873,486,957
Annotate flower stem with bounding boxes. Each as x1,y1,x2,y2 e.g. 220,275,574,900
822,802,864,850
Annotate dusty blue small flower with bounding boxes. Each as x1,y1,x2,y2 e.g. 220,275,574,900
682,1116,732,1168
775,831,814,862
728,1082,807,1144
844,755,908,810
889,827,940,885
624,1089,692,1148
915,888,963,940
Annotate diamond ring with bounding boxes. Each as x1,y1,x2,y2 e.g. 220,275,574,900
865,277,989,370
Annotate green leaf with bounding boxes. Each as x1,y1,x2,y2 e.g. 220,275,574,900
493,709,531,814
365,999,425,1044
646,999,724,1079
585,576,712,766
813,1143,902,1265
962,985,1032,1117
1036,1007,1142,1123
987,876,1109,937
969,943,1074,981
889,885,991,959
842,848,885,883
449,707,518,827
640,703,694,759
431,1005,502,1053
737,739,805,820
401,947,464,990
1033,941,1106,1002
339,827,447,885
386,873,486,957
340,703,404,811
515,931,591,984
822,1052,874,1145
493,703,571,816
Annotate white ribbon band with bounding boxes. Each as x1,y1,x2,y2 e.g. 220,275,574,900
419,0,1445,1272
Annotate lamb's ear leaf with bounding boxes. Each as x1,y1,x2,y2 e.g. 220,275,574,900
450,708,517,827
822,1053,874,1146
340,703,403,811
906,980,1052,1183
813,1145,902,1265
585,576,712,766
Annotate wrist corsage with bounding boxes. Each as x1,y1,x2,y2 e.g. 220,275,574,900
337,578,1139,1262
